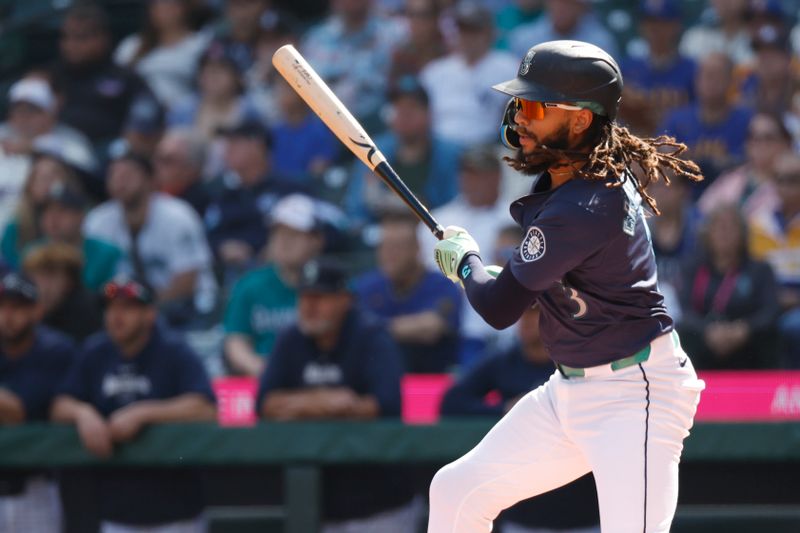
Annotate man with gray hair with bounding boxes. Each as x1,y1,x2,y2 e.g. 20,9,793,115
154,128,211,217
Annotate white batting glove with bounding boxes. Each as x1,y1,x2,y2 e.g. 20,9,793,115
434,226,479,283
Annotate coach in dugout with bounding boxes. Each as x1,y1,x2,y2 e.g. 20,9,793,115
51,274,216,533
257,257,419,532
0,273,75,533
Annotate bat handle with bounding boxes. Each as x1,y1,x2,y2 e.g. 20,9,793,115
374,162,446,240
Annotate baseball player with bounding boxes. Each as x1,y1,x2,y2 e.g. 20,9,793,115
429,40,706,533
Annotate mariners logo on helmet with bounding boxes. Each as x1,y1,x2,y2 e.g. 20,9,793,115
519,49,536,76
521,226,545,262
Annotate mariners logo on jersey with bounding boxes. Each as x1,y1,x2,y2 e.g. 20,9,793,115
521,226,545,262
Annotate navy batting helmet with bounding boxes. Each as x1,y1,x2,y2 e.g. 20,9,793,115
494,40,623,120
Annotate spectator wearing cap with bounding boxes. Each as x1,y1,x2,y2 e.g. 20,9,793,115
50,3,159,148
204,119,305,276
269,77,340,183
51,273,216,531
83,150,218,327
618,0,697,136
0,76,94,162
166,40,262,145
354,215,461,372
388,0,447,87
0,273,76,533
301,0,406,129
115,94,167,160
114,0,212,109
154,128,211,217
1,145,92,271
211,0,274,76
420,1,518,146
440,304,601,533
748,153,800,367
659,52,753,189
508,0,618,61
223,194,325,376
735,24,797,116
679,0,753,66
257,257,419,531
21,181,124,291
22,242,103,343
345,76,460,226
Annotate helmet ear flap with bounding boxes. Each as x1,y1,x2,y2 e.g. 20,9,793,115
500,98,521,149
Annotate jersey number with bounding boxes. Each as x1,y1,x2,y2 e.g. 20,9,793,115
563,285,588,319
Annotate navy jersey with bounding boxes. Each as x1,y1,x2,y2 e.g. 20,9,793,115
508,173,673,368
0,326,76,421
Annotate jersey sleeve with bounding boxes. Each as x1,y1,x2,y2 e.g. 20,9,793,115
509,202,610,292
167,206,213,274
173,344,216,403
255,328,300,410
56,348,95,403
361,327,404,417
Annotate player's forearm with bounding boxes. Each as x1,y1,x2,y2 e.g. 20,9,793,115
225,336,266,376
0,388,25,424
130,394,216,424
339,395,380,420
261,390,328,420
50,395,97,424
460,255,539,329
390,311,449,344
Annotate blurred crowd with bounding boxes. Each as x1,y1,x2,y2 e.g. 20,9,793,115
2,0,800,531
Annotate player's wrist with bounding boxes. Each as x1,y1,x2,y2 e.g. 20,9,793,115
457,252,481,281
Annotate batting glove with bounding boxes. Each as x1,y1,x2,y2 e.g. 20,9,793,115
434,226,479,283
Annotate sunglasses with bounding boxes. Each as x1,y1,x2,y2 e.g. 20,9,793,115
104,280,153,303
513,97,584,121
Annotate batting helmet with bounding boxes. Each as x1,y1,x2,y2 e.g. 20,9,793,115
493,40,623,121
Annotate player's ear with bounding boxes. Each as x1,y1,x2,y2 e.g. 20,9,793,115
571,108,594,136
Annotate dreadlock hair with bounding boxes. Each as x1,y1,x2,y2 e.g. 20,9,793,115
505,116,704,215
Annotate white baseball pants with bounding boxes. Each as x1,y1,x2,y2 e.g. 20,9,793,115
428,332,704,533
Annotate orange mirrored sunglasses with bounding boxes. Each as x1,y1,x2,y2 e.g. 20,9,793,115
512,97,584,120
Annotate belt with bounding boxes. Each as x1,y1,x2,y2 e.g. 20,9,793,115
557,331,680,379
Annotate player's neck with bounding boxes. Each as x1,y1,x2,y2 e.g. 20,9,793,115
548,161,583,189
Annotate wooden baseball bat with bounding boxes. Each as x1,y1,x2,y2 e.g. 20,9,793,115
272,44,445,240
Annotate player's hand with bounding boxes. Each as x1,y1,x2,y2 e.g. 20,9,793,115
76,407,113,458
434,226,479,283
109,403,149,443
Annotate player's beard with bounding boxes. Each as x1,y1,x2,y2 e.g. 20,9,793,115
512,123,575,176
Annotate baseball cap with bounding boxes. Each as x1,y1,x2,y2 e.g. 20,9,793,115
43,181,88,211
124,96,165,134
102,274,156,305
8,78,56,112
0,273,38,304
388,76,429,106
640,0,682,20
460,144,500,172
32,135,98,177
748,0,785,18
297,258,349,294
217,118,273,148
752,24,791,52
271,194,318,232
108,144,154,176
454,1,494,29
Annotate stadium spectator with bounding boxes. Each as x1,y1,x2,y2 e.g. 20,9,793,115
440,303,601,533
698,111,791,218
420,1,517,147
204,119,303,278
0,77,94,162
749,153,800,368
736,24,796,116
114,94,166,160
678,204,779,369
495,0,543,51
22,242,102,343
659,52,752,189
647,174,700,306
51,274,216,532
167,41,261,144
211,0,273,75
388,0,447,86
508,0,618,60
114,0,211,109
1,144,90,271
84,149,217,327
618,0,696,136
154,128,211,217
355,215,461,373
419,145,513,367
679,0,753,66
0,273,75,533
269,77,340,183
24,182,123,291
257,257,419,532
345,76,461,225
50,3,158,148
224,194,324,376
